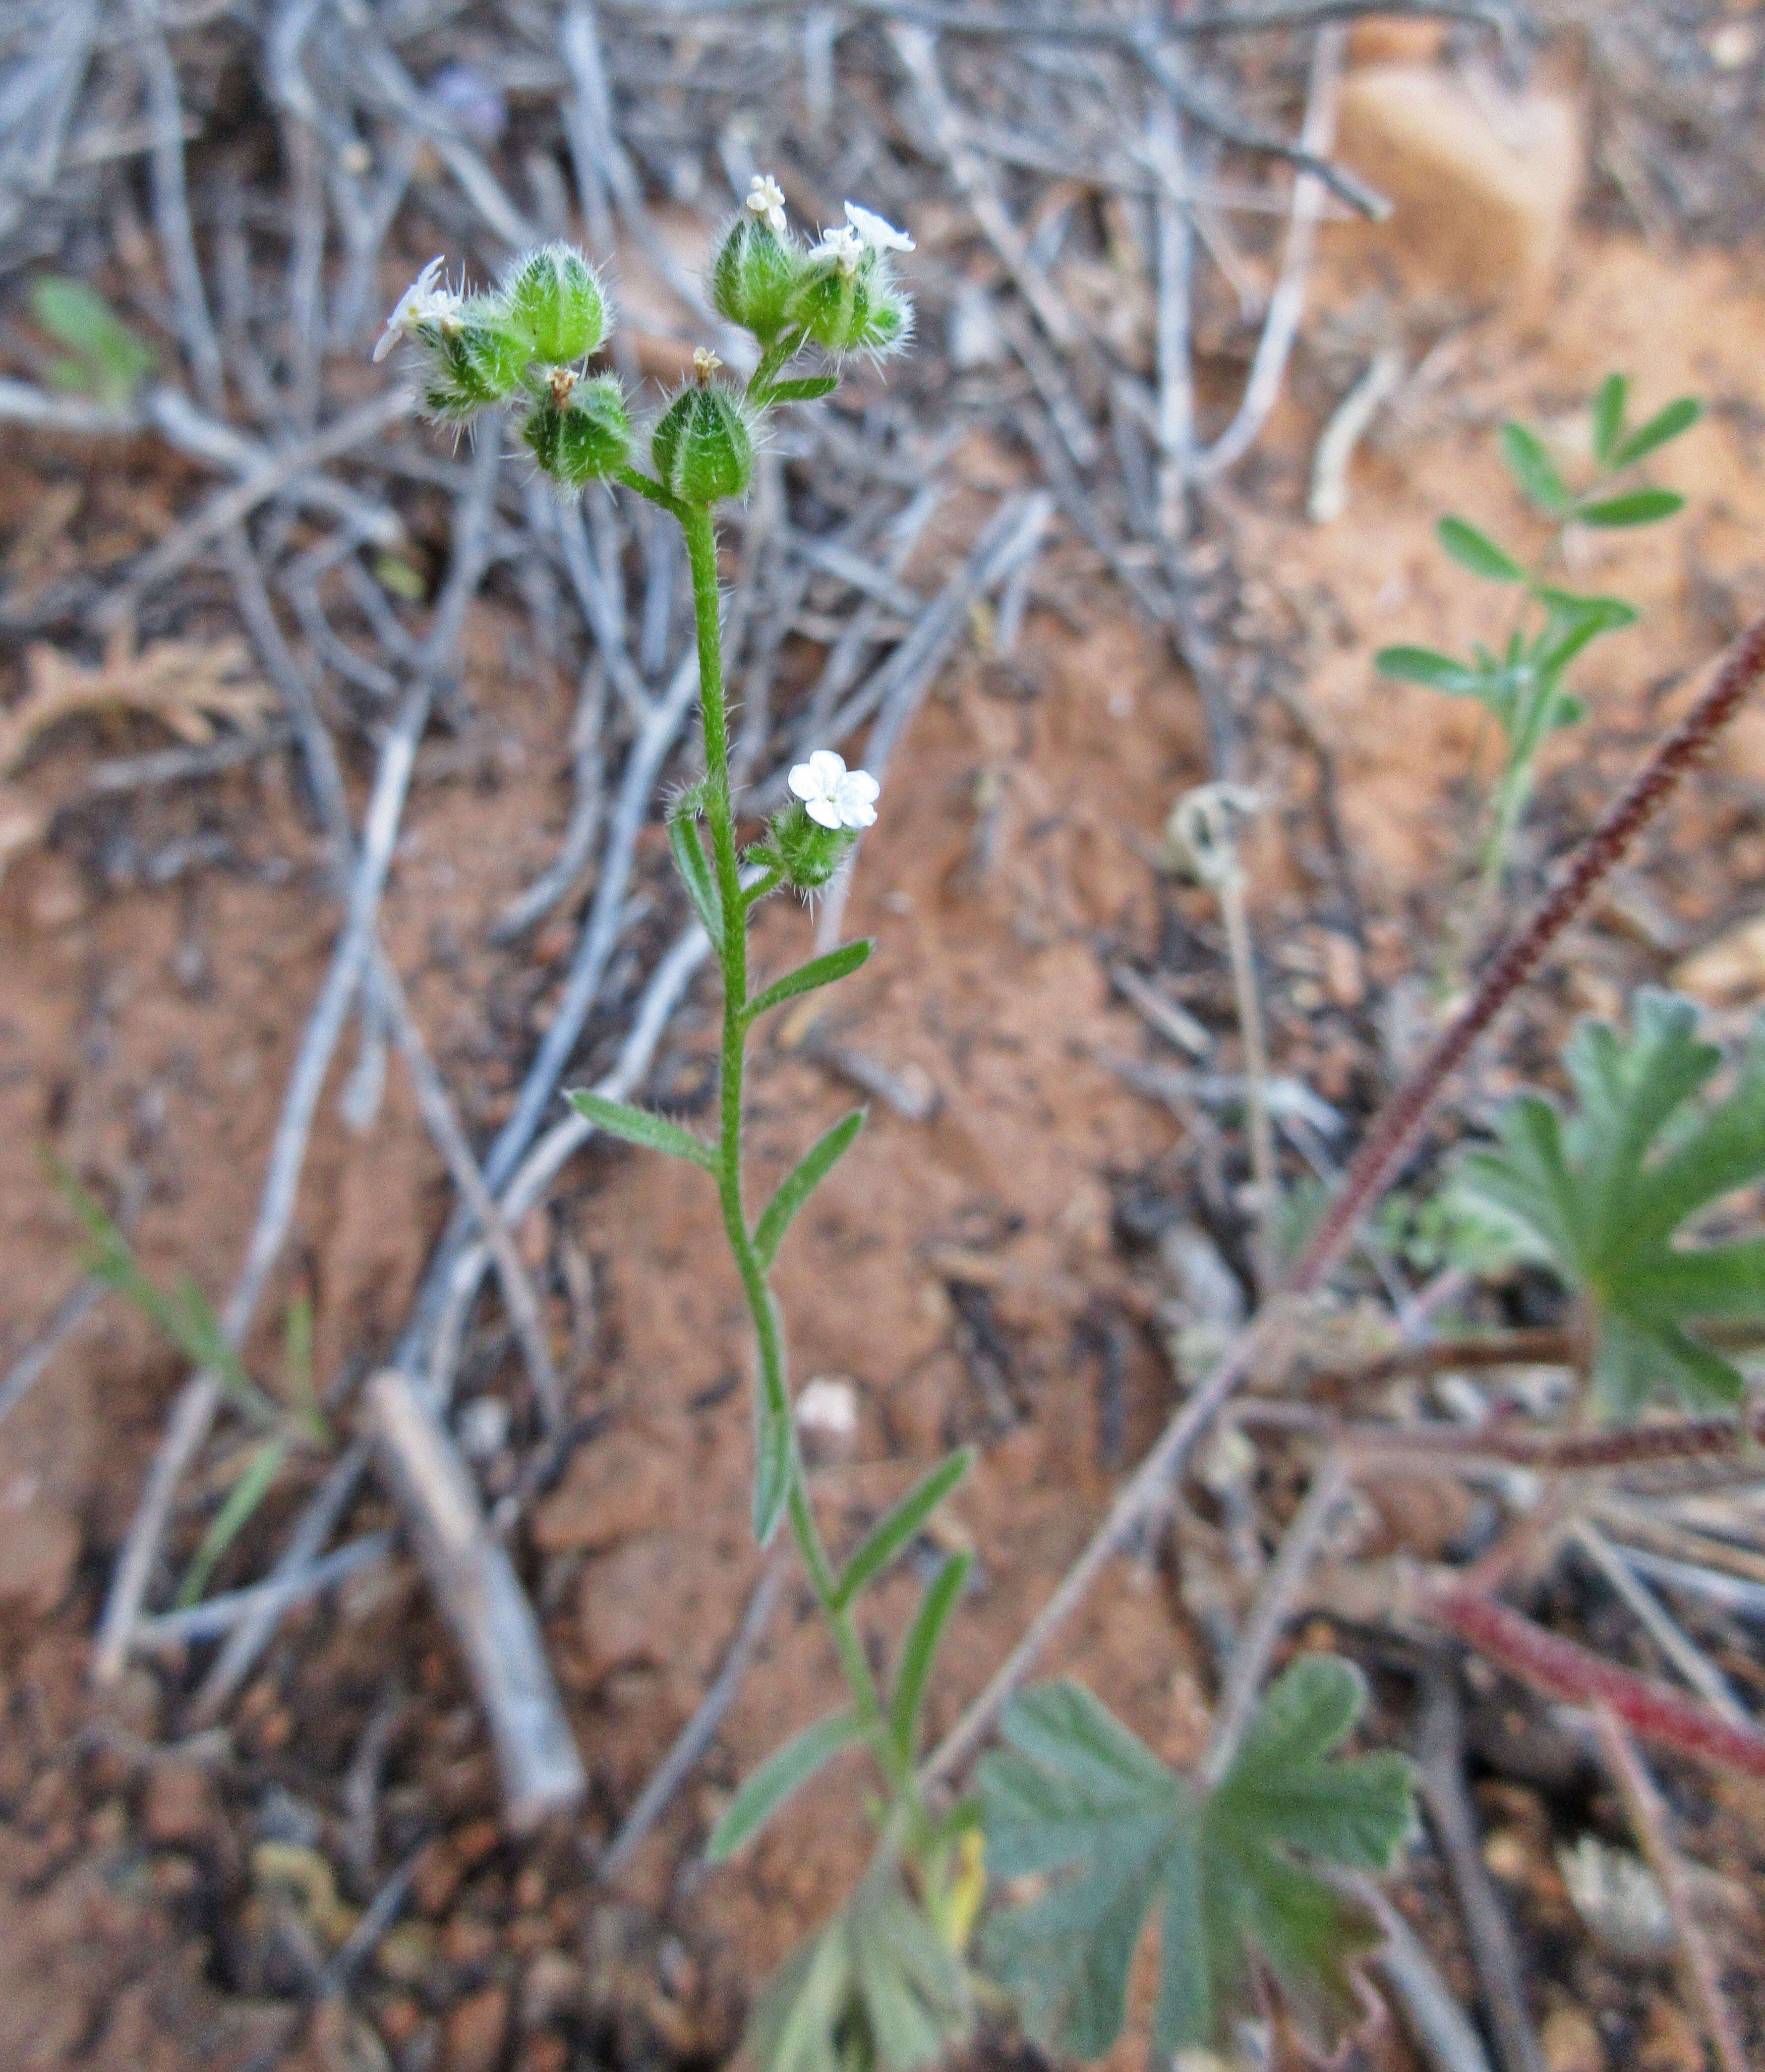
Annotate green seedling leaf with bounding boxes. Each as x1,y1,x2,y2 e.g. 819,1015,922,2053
708,1708,864,1860
1579,488,1685,528
754,1110,865,1270
1499,422,1572,512
746,1865,974,2072
667,807,723,949
979,1658,1411,2059
564,1089,718,1169
745,940,872,1023
175,1433,290,1608
57,1168,277,1427
30,275,155,407
373,553,427,600
1610,396,1701,470
1436,516,1525,583
832,1448,973,1611
1374,645,1490,696
1529,588,1638,677
758,375,840,404
1591,373,1629,467
890,1551,971,1763
1449,990,1765,1413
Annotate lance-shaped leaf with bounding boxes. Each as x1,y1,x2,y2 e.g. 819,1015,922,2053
1449,990,1765,1413
667,807,722,948
565,1088,718,1169
745,940,872,1023
1591,372,1629,467
1580,488,1685,528
1610,395,1700,469
1530,588,1637,677
1373,645,1488,696
175,1433,291,1608
1436,516,1525,583
754,1110,865,1269
754,1366,793,1547
890,1551,971,1763
978,1659,1412,2060
1499,421,1572,512
708,1708,865,1861
832,1448,973,1611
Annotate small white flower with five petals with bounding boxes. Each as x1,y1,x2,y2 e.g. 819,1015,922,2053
746,173,788,238
843,201,914,255
789,748,880,830
810,223,865,278
373,256,463,362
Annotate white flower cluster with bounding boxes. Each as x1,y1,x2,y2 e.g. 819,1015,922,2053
373,255,463,362
788,749,881,830
810,201,915,278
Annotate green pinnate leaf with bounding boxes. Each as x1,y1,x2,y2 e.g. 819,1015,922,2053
564,1089,718,1168
1499,421,1572,512
978,1659,1412,2057
1579,488,1685,528
1436,516,1525,582
754,1110,865,1270
1447,992,1765,1413
708,1708,864,1860
745,940,872,1023
1591,373,1629,467
832,1448,972,1611
1610,396,1701,469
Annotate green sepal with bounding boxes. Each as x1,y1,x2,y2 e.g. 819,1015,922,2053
523,373,630,487
832,1448,973,1611
564,1089,717,1169
504,242,606,362
757,375,839,405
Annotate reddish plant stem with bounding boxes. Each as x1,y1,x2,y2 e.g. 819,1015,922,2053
1292,610,1765,1294
1433,1587,1765,1782
1313,1409,1765,1473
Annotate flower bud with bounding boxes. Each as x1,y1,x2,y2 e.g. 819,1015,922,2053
524,373,630,487
769,802,855,890
418,298,529,420
651,376,756,505
787,254,911,360
505,243,607,363
707,217,804,345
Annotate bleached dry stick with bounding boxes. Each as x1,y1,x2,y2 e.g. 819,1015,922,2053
366,1369,585,1831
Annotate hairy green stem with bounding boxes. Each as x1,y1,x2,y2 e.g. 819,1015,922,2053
680,501,903,1791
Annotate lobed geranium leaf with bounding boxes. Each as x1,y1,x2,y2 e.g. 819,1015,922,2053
977,1657,1412,2058
1447,991,1765,1414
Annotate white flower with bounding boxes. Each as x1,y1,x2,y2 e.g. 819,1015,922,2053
844,201,914,256
810,223,865,278
789,748,880,830
746,173,788,238
373,256,463,362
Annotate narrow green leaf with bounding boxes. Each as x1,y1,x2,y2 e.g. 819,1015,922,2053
1610,396,1701,469
1591,373,1629,467
174,1434,290,1608
759,376,839,404
1499,422,1572,512
890,1551,972,1762
834,1448,973,1611
1436,515,1526,582
754,1110,865,1270
1579,488,1685,528
282,1293,327,1442
29,275,154,405
1530,589,1638,676
745,940,872,1023
1373,645,1486,695
708,1708,864,1861
565,1088,717,1168
753,1383,793,1546
667,809,722,949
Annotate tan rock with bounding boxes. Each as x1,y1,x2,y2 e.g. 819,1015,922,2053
444,1983,510,2072
1348,15,1449,65
141,1761,221,1850
0,1478,80,1617
1331,66,1582,309
1541,2004,1605,2072
1671,911,1765,1007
